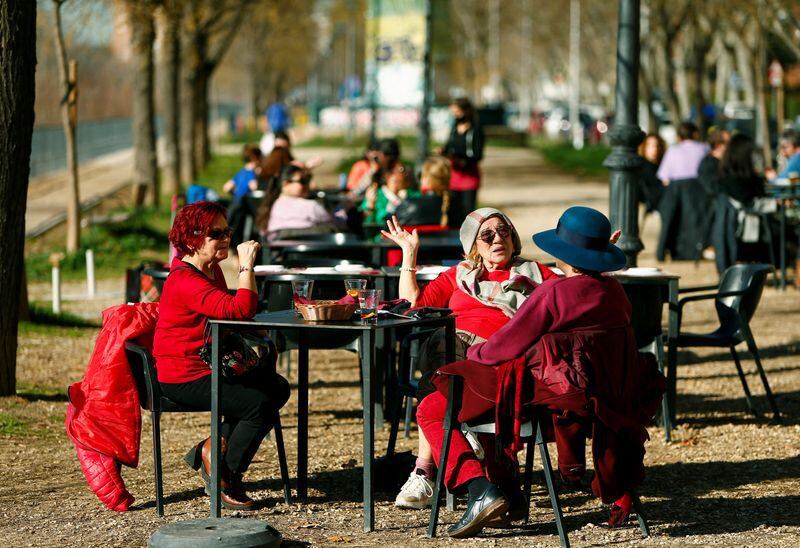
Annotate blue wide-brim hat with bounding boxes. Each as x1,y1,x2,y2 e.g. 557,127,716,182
533,206,626,272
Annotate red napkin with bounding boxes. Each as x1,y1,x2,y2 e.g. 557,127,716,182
378,298,408,310
335,294,358,305
292,294,313,305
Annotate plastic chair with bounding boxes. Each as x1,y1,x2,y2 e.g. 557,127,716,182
675,263,780,420
124,342,291,516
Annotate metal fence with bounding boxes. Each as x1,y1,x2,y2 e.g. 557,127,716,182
30,117,163,178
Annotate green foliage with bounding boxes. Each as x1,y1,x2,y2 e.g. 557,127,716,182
23,304,98,330
532,140,611,178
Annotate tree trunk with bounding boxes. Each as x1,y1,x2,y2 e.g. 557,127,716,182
754,33,772,167
0,0,37,396
193,66,211,171
52,1,80,252
734,38,755,105
160,4,181,200
129,4,158,206
180,31,197,185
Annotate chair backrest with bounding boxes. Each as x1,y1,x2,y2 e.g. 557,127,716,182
124,342,161,412
716,263,772,325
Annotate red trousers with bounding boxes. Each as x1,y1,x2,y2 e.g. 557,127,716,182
417,392,589,490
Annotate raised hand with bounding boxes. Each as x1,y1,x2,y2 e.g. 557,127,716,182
610,229,622,244
237,240,261,269
381,215,419,255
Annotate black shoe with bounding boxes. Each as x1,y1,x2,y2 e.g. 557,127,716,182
485,484,528,528
447,484,509,538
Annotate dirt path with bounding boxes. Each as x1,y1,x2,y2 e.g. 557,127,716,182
7,145,800,546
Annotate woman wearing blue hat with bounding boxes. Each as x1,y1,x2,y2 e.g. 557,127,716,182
417,206,644,538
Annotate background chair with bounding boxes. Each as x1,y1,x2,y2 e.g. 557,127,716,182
125,341,291,516
675,263,781,421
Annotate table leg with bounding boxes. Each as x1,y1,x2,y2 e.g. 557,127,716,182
665,279,679,439
444,317,456,364
297,330,309,502
360,329,376,532
780,204,786,290
210,323,221,518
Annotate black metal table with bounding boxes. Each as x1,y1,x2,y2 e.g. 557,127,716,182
766,184,799,290
266,236,463,268
207,310,456,532
608,271,680,442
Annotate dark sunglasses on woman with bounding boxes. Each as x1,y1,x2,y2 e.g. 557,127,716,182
478,225,511,244
206,227,233,240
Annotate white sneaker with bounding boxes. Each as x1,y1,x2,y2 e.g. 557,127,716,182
395,471,435,509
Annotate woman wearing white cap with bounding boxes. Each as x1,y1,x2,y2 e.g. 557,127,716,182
381,208,559,512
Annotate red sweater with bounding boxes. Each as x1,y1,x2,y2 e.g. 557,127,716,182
416,263,558,340
153,257,258,384
467,274,632,365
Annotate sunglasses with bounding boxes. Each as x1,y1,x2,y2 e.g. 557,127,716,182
478,225,512,244
207,227,233,240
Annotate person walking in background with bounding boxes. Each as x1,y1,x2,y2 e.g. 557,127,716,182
657,121,710,186
636,133,666,215
224,145,262,247
697,127,731,198
442,97,484,226
259,101,292,154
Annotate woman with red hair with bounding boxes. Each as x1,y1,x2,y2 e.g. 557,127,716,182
152,201,289,510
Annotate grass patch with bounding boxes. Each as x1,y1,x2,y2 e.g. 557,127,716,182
221,130,263,145
0,413,28,437
16,384,67,402
193,154,242,195
25,206,170,283
532,140,611,177
26,304,98,328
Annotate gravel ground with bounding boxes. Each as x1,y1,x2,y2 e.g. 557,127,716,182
4,147,799,547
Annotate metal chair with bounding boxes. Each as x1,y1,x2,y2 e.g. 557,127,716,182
427,376,650,546
124,342,292,516
385,328,438,456
675,263,781,421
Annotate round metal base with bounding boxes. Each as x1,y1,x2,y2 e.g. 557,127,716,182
148,518,281,548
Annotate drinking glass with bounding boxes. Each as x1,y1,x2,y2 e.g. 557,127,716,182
291,280,314,316
358,289,381,324
344,278,367,298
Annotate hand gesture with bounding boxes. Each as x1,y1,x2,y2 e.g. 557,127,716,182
609,229,621,244
237,240,261,269
381,216,419,255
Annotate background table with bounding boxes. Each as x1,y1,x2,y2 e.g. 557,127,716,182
208,310,456,532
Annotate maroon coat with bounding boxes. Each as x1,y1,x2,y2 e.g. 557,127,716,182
432,275,665,503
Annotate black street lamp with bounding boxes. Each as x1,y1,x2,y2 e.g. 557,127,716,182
604,0,645,267
416,0,433,172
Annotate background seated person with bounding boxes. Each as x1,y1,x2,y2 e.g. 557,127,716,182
260,131,323,184
257,165,337,241
360,163,415,224
381,208,558,510
153,201,290,510
348,137,404,201
224,144,262,247
346,139,380,192
417,206,634,538
393,155,461,228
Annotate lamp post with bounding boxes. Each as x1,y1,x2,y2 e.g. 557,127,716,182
416,0,433,172
604,0,644,267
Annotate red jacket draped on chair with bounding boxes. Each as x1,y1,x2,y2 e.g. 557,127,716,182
65,302,159,511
